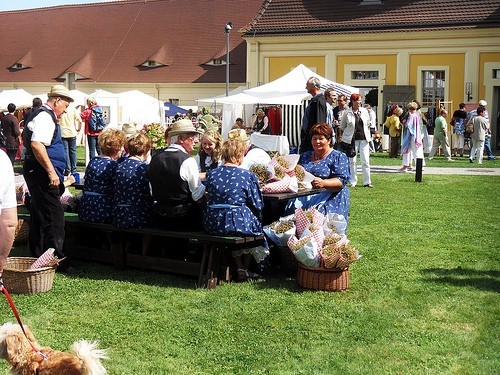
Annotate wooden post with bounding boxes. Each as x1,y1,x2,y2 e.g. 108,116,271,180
415,158,423,182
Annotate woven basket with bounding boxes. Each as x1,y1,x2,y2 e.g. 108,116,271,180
14,219,29,244
2,257,56,294
297,262,350,291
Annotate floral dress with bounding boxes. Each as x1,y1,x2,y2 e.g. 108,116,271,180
112,158,153,228
285,149,350,221
203,165,269,262
79,157,118,223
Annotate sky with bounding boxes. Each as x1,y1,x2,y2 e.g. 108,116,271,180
0,0,120,11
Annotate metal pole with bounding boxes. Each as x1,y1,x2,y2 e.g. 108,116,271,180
225,30,229,96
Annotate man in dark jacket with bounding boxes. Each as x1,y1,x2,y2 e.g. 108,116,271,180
147,119,206,231
0,103,21,164
300,77,327,152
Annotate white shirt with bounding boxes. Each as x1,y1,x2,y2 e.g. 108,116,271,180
0,150,16,214
26,105,57,146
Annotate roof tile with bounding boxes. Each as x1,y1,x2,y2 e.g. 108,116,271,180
242,0,500,36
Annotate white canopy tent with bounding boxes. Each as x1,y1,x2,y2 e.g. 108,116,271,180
197,64,359,145
209,64,358,106
117,90,165,127
197,86,253,139
0,89,35,111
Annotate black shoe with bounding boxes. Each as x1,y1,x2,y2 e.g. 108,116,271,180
363,184,373,188
469,158,473,163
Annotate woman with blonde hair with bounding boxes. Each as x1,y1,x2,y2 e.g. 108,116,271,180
203,137,269,281
253,108,270,134
195,129,223,177
79,129,126,223
384,106,403,158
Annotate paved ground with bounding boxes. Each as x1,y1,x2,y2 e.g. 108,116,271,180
14,164,500,186
369,165,500,176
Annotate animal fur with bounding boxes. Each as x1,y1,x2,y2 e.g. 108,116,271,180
0,322,107,375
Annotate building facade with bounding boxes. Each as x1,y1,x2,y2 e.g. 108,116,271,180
242,0,500,149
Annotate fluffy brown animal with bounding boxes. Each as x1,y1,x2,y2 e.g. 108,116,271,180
0,322,107,375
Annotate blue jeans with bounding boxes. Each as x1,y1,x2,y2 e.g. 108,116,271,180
484,137,495,159
62,136,77,174
87,135,101,160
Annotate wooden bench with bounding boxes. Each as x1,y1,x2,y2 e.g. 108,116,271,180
58,213,263,288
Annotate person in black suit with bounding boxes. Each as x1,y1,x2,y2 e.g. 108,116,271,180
300,77,327,152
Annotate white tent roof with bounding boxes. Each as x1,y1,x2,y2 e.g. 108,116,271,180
0,89,34,110
196,86,247,103
117,90,165,126
208,64,359,105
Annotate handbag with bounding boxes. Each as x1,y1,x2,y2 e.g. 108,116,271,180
340,139,356,157
464,120,474,138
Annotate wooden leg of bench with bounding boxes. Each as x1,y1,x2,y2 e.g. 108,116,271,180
204,244,221,288
141,234,151,256
198,244,209,287
110,232,125,270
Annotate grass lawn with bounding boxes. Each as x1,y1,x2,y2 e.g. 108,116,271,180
2,171,498,374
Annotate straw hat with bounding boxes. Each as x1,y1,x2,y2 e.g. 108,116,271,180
227,128,249,142
479,99,487,106
168,119,204,136
47,84,74,102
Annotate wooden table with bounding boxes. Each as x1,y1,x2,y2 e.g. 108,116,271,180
262,188,326,224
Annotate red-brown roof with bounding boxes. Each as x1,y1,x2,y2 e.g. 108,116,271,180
242,0,500,36
0,0,264,84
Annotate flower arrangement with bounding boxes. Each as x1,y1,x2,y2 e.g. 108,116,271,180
265,207,361,270
143,123,167,150
248,155,315,194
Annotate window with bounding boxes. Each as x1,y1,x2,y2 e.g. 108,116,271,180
140,60,164,68
169,99,180,105
10,63,26,70
205,59,226,66
493,69,500,79
422,70,445,102
351,71,379,80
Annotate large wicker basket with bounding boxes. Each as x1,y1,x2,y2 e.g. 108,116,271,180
2,257,56,294
297,262,350,291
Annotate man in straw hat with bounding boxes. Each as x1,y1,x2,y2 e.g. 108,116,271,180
22,84,82,275
147,119,206,231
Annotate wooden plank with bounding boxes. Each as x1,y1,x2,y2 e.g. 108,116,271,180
126,254,200,277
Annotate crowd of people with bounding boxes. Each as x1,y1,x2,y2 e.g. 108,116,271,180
0,80,496,286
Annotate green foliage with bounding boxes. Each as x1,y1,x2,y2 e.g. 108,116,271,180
1,174,499,374
143,123,167,150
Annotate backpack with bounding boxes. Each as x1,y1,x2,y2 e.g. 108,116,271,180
89,106,106,132
464,119,474,137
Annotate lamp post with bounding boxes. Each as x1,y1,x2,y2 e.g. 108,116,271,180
224,21,232,96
